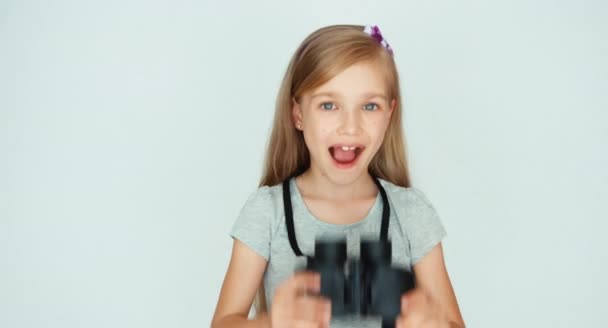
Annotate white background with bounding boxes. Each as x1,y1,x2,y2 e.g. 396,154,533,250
1,0,607,327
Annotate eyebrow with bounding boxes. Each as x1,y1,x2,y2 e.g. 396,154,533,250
310,91,388,101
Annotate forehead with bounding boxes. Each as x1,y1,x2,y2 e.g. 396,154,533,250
306,61,390,100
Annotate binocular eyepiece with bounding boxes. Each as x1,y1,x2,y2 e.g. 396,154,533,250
305,239,415,328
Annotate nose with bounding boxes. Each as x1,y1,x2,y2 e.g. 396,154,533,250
337,106,362,136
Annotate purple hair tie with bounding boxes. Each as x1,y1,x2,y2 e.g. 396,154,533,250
364,25,393,55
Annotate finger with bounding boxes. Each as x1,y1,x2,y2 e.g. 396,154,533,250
395,314,411,328
287,271,321,296
293,310,331,328
292,320,321,328
293,296,331,324
398,315,423,328
401,288,426,315
397,310,426,328
395,315,403,328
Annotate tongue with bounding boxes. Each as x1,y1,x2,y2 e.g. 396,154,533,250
332,147,356,163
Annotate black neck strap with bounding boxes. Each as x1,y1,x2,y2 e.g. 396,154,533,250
282,176,391,257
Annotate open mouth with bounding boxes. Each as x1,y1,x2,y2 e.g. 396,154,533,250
328,145,365,166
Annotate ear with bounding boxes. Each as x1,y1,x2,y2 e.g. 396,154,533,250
388,99,396,117
291,98,303,129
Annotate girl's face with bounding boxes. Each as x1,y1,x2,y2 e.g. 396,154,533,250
292,61,395,184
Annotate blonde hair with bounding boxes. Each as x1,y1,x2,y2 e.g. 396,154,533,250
254,24,412,314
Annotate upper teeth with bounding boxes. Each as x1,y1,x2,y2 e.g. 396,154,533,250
341,146,356,151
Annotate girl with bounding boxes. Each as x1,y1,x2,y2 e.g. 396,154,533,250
211,24,464,328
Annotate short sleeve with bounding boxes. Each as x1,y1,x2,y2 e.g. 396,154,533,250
406,188,447,265
229,186,274,260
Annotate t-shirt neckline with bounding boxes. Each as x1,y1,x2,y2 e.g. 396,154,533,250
289,176,382,229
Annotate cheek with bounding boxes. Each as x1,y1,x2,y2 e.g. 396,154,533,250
307,128,332,149
366,116,391,151
306,117,334,141
368,116,389,137
302,122,331,151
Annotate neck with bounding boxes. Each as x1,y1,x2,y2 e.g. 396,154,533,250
296,168,378,202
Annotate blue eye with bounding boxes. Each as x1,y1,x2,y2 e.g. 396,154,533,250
364,103,379,111
321,102,336,110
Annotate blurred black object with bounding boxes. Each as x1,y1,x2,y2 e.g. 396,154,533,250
282,175,416,328
306,239,415,328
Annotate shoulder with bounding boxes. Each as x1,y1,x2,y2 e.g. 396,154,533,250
235,181,285,234
240,182,283,212
377,178,437,212
229,181,286,260
378,178,447,264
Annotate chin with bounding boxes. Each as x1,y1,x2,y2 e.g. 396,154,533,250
322,161,371,184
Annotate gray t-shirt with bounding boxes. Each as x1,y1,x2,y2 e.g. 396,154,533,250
230,176,446,327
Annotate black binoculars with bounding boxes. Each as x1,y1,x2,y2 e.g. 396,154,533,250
305,239,416,328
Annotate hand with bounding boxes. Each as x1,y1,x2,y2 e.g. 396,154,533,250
395,288,453,328
270,272,331,328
